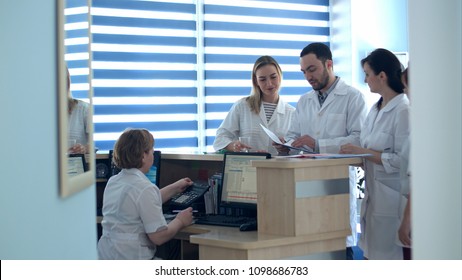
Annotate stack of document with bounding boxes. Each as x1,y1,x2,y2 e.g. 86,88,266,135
279,153,372,159
260,124,371,159
204,173,222,214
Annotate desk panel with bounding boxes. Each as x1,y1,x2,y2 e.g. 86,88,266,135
96,153,361,260
159,154,223,188
254,157,361,237
186,224,349,260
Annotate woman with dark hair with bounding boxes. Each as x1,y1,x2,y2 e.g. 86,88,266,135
213,55,295,155
340,48,410,259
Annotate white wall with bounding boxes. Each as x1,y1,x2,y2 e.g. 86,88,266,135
332,0,408,109
332,0,462,259
409,0,462,259
0,0,97,259
330,0,354,85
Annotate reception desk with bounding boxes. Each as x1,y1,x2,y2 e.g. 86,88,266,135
96,153,362,259
186,222,350,260
158,153,223,188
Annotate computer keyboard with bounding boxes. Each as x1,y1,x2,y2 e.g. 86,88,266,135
194,214,256,228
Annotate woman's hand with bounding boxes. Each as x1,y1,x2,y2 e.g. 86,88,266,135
399,197,412,246
398,219,412,247
340,143,363,154
225,140,252,152
149,207,194,245
340,144,382,165
175,207,194,227
161,177,194,203
68,143,87,154
172,177,193,195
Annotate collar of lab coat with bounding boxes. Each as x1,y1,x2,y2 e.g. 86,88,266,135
258,98,287,125
122,168,150,182
380,93,409,113
306,78,348,108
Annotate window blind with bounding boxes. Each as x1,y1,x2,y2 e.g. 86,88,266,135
91,0,198,152
65,0,91,102
65,0,330,153
203,0,330,152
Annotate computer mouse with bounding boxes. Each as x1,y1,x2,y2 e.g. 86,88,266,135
239,221,258,231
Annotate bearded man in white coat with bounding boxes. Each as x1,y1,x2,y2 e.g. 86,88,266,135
277,42,367,259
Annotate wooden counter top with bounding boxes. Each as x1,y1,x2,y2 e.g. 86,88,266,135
252,156,362,168
95,152,224,161
188,224,349,250
161,153,223,161
184,224,348,259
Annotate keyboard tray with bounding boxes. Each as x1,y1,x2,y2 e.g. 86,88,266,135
194,214,256,227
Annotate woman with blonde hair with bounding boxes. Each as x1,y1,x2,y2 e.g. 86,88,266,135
213,55,295,155
67,67,90,154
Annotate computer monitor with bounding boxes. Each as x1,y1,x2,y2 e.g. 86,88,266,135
145,150,161,186
109,150,161,186
109,149,119,176
219,152,271,211
67,154,88,177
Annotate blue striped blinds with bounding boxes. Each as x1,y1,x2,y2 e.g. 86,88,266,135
65,0,330,153
91,0,198,152
65,0,91,102
202,0,329,151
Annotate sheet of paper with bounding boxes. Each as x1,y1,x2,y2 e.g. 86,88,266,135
260,124,283,144
259,124,313,153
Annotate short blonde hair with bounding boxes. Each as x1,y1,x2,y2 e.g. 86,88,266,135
113,128,154,169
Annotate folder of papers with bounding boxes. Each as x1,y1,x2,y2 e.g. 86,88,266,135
204,173,222,214
260,124,371,159
278,153,372,159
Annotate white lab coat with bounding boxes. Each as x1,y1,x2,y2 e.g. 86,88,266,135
395,136,411,248
359,93,410,260
213,97,295,155
286,79,367,153
286,78,368,248
97,169,167,260
68,99,89,146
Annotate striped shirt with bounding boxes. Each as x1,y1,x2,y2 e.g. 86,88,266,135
263,102,277,122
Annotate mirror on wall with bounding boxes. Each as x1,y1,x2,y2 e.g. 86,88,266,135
57,0,94,197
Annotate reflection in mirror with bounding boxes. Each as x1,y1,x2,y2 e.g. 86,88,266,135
67,67,90,155
58,0,94,197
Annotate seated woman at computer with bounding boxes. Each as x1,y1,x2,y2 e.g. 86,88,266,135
213,55,295,155
67,67,90,154
98,128,194,260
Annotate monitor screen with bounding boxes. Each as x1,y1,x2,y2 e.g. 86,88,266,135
219,152,271,210
67,154,88,177
145,150,161,186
